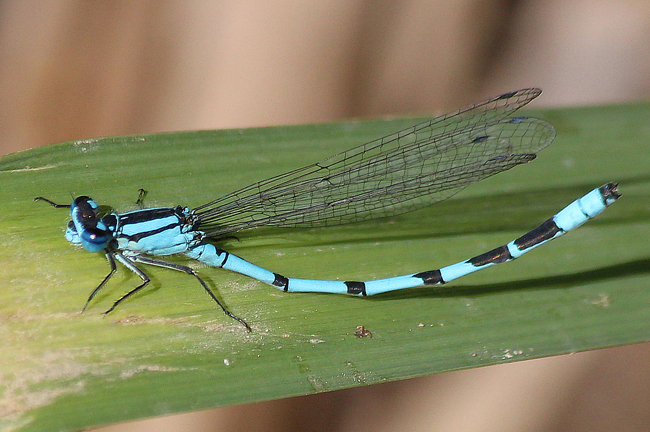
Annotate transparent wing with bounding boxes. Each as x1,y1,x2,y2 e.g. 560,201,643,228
193,88,556,237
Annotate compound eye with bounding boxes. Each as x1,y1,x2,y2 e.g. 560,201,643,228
80,227,111,253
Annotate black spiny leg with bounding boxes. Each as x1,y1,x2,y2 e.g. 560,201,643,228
82,252,118,313
105,253,152,315
118,254,251,331
135,189,147,208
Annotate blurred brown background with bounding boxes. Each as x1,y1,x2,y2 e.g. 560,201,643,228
1,1,648,431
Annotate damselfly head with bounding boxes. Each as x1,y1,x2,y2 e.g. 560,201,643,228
69,196,112,253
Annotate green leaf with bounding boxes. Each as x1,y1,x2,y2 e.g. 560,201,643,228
1,102,648,431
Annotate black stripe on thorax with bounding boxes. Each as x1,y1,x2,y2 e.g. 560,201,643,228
121,222,181,242
120,207,183,224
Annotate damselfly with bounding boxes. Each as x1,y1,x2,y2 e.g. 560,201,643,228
36,89,620,331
